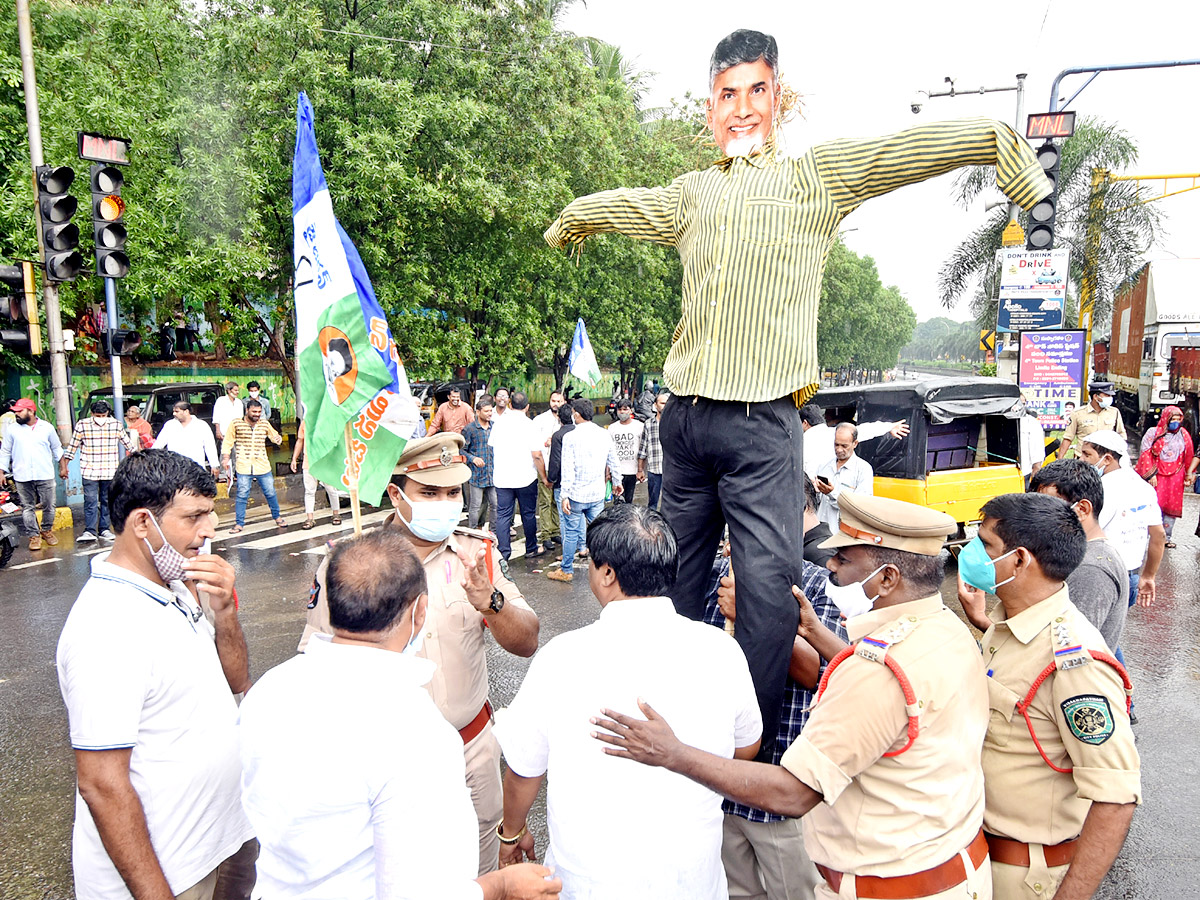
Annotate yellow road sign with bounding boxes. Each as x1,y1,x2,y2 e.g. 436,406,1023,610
980,329,996,353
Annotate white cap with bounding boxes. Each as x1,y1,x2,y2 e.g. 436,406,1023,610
1082,429,1128,461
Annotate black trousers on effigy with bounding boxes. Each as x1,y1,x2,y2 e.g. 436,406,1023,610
660,393,805,761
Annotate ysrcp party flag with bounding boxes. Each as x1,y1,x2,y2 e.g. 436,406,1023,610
293,91,417,504
568,318,601,386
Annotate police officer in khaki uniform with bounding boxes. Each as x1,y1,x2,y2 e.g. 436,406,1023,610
958,492,1140,900
298,433,540,875
1058,382,1126,460
594,493,993,900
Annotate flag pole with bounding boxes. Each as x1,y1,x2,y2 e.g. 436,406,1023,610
344,421,364,536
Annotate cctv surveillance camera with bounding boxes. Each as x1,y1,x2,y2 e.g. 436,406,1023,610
911,102,922,114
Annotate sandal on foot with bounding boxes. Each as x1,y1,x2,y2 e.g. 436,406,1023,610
331,516,343,525
1165,540,1176,549
275,517,287,527
301,520,315,530
230,525,244,534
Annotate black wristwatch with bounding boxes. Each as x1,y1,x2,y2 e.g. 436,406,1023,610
488,589,505,613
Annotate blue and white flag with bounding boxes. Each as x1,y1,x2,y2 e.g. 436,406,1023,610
568,318,601,386
292,91,417,504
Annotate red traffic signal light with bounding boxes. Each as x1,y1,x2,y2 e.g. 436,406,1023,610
35,165,83,282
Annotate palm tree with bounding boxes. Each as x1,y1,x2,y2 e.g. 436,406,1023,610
938,117,1162,330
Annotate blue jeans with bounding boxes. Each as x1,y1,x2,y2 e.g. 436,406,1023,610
561,498,605,574
235,472,281,526
496,480,538,559
16,479,56,535
646,472,662,510
82,478,111,533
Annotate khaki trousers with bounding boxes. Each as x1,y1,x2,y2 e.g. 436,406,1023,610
466,720,503,875
991,856,1070,900
536,480,560,544
814,847,992,900
721,813,817,900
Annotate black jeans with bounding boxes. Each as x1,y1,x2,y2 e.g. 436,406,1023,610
620,473,638,504
660,394,804,760
496,480,538,559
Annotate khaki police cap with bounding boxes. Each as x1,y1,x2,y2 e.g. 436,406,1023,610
393,433,471,486
819,491,956,557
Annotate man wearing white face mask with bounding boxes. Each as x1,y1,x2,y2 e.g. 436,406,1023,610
56,449,255,900
592,493,993,900
299,433,540,875
1058,382,1125,460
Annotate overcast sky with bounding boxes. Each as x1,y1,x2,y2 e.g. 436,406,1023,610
558,0,1200,325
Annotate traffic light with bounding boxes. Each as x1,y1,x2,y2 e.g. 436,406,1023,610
35,165,83,282
1026,141,1061,251
100,328,141,356
0,260,42,354
90,164,129,278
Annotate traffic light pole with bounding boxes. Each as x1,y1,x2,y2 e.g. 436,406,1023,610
103,277,124,420
16,0,75,441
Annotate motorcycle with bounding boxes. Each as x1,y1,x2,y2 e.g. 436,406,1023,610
0,484,21,569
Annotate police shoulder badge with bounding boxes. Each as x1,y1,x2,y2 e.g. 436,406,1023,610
1060,693,1114,745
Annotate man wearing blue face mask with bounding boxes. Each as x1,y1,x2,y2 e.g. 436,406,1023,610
593,493,993,900
957,492,1139,900
299,433,540,876
1058,382,1125,461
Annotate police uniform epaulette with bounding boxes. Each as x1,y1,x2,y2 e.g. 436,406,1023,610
1049,610,1091,672
854,615,919,664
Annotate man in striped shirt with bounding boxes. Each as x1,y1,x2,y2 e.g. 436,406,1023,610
220,399,285,532
544,28,1053,753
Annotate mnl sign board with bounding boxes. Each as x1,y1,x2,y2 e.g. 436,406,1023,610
1019,330,1086,431
78,132,131,166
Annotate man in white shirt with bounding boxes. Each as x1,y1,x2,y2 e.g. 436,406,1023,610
495,504,762,898
241,529,560,900
532,391,567,553
155,400,221,477
814,423,874,531
1077,430,1165,608
548,399,622,583
488,391,546,561
56,449,255,900
211,382,243,444
0,397,64,551
800,405,909,480
245,380,271,422
1018,405,1047,488
607,398,644,504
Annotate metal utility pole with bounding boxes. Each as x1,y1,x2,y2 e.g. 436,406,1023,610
16,0,74,442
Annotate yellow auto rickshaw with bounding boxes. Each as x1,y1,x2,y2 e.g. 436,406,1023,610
812,377,1025,533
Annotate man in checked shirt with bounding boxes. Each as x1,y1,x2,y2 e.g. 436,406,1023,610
703,477,845,900
545,28,1053,756
60,399,136,542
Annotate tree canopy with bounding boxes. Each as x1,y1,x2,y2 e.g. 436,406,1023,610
1,0,916,389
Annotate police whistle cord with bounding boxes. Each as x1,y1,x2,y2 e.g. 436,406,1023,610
966,446,1019,465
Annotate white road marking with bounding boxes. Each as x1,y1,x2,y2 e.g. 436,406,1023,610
236,509,393,550
7,557,63,570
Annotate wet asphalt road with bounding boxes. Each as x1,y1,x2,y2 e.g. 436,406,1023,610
2,481,1198,899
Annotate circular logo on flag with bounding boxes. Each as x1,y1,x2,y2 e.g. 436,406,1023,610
319,325,358,405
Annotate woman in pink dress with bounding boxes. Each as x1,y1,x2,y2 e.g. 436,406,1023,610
1139,405,1198,547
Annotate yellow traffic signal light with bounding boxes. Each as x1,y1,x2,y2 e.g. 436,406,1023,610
90,165,129,278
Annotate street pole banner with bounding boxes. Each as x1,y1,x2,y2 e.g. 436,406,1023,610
569,318,601,386
997,248,1070,332
1018,329,1086,431
292,91,417,505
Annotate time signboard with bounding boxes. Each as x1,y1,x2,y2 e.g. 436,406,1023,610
1026,112,1076,140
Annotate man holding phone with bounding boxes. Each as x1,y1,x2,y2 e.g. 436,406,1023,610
56,450,256,900
814,424,873,531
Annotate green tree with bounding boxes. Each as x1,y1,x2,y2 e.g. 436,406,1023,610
818,240,917,371
938,117,1162,329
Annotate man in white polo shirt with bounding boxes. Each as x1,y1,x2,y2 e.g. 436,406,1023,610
57,449,254,900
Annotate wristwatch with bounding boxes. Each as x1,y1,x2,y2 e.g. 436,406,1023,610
488,588,505,613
